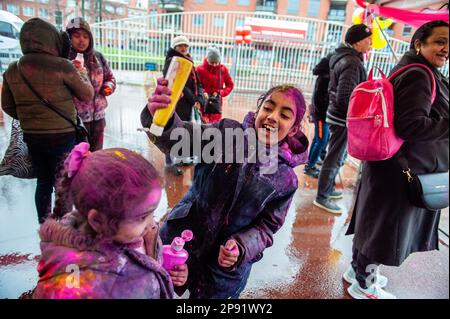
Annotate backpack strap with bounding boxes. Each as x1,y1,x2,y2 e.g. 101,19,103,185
388,63,436,104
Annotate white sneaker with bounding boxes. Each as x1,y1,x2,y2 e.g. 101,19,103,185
343,266,388,288
347,282,396,299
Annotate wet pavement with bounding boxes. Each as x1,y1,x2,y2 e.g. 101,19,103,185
0,83,448,299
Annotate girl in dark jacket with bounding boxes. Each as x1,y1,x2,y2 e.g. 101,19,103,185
141,81,309,298
345,21,449,299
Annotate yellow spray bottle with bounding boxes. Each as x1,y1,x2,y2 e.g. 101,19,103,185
149,56,193,136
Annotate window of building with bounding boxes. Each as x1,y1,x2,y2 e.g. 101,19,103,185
105,4,115,13
402,24,413,36
39,8,49,19
308,0,321,17
22,7,35,17
6,4,19,15
67,0,77,7
193,15,204,27
216,0,227,4
235,18,245,27
238,0,250,5
328,3,346,22
214,16,225,28
385,23,395,37
38,0,49,3
193,0,205,2
116,6,125,15
287,0,299,15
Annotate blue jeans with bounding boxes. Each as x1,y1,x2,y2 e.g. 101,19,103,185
317,124,347,200
24,132,77,223
307,119,329,167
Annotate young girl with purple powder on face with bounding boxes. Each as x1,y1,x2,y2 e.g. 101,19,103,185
140,79,309,298
33,142,187,299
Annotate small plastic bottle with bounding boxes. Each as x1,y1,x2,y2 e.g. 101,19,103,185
75,53,84,66
162,229,193,271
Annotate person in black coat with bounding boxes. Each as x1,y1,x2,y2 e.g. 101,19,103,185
313,24,372,214
304,52,333,178
345,20,449,299
162,35,204,175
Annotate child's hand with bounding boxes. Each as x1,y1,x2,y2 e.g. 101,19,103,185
72,59,83,70
147,77,172,116
169,264,188,287
218,239,240,268
102,85,113,96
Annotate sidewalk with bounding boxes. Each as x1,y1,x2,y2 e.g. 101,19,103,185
0,84,448,299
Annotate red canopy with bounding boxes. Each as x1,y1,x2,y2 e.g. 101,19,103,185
355,0,449,27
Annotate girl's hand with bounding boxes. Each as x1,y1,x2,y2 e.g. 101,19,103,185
218,239,240,268
169,264,188,286
72,59,87,74
147,77,172,116
72,59,83,70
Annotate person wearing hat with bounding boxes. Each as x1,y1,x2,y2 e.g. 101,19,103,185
65,17,116,152
162,35,204,175
313,24,372,215
196,46,234,123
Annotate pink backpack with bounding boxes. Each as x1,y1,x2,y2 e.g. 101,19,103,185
347,63,436,161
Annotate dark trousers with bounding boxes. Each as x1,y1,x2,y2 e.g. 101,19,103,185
85,119,106,152
317,123,347,200
352,246,380,289
307,119,329,167
24,132,77,223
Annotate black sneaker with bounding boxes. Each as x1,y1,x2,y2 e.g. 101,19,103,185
330,190,343,199
304,165,320,178
313,198,342,214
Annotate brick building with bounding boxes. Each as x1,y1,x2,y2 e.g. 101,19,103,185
1,0,129,29
1,0,419,41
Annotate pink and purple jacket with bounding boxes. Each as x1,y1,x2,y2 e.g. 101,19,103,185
33,212,174,299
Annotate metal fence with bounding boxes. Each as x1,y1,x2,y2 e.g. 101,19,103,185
90,11,449,95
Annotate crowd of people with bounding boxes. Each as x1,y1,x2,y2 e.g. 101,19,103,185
0,15,448,300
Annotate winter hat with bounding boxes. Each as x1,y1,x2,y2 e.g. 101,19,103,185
345,24,372,45
206,46,221,64
171,35,190,48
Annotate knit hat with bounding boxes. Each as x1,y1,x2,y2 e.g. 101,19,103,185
345,24,372,45
206,46,221,64
171,35,190,48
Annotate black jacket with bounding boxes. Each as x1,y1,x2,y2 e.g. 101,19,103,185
311,53,333,121
163,48,203,121
347,50,449,266
326,44,367,126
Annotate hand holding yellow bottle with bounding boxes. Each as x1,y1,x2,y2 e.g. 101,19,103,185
149,57,193,136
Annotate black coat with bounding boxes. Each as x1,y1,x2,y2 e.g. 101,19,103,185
162,48,203,121
347,50,449,266
311,53,333,121
326,44,367,126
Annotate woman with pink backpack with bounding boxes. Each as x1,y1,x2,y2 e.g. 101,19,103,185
345,20,449,299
